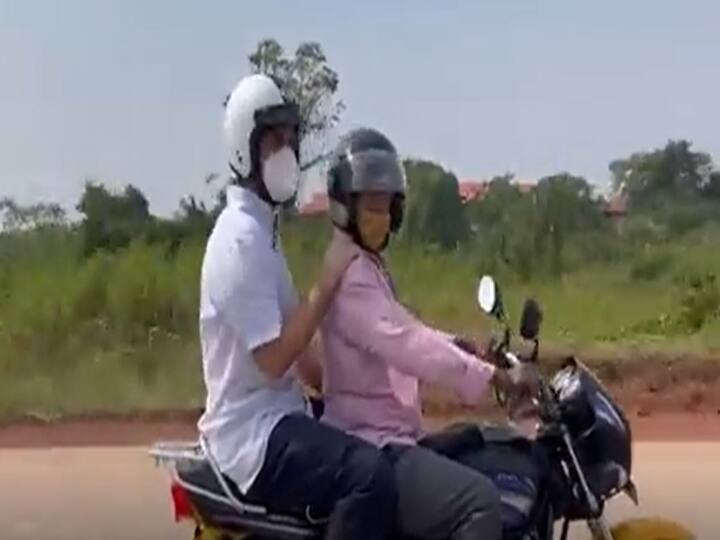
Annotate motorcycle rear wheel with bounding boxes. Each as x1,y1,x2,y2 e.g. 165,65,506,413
193,524,251,540
609,517,694,540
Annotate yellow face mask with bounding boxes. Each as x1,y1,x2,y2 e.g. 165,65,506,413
357,208,391,251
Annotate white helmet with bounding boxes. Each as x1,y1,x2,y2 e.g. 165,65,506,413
222,74,300,201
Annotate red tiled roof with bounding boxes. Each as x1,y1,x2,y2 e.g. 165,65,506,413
299,179,536,212
298,193,329,216
458,179,536,203
458,181,491,203
604,192,628,216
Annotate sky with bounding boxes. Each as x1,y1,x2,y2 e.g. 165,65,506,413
1,0,719,216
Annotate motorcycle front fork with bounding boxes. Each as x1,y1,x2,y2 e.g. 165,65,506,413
587,517,614,540
558,517,613,540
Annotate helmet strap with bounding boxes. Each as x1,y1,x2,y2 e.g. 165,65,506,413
229,164,276,207
229,125,277,207
350,223,390,254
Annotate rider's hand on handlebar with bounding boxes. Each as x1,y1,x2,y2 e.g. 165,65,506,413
483,336,504,366
491,363,540,398
452,335,481,357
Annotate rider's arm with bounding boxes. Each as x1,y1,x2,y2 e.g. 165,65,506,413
295,334,324,394
214,242,319,379
251,285,334,379
215,229,355,381
333,259,496,404
252,231,359,380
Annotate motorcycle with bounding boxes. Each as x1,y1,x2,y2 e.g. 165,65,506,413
150,275,695,540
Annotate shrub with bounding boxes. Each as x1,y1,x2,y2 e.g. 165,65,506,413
675,271,720,332
629,249,674,281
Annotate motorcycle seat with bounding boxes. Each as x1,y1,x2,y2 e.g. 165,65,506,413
418,421,531,459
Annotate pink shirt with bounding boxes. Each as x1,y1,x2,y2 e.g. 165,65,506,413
321,249,496,448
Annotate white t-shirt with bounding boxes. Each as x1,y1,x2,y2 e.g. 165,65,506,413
197,185,306,493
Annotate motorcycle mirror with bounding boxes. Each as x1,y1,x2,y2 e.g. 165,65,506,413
477,275,505,320
519,298,542,340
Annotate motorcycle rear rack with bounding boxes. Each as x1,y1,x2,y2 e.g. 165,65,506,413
150,439,267,515
150,440,322,539
150,441,206,467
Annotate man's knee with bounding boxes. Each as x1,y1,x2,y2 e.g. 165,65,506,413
468,473,501,512
456,474,502,540
345,445,397,506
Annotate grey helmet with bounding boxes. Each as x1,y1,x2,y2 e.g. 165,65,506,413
327,128,406,241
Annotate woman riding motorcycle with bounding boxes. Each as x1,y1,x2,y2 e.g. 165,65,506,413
318,128,537,540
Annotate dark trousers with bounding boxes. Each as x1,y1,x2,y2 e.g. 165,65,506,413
246,414,397,540
385,444,502,540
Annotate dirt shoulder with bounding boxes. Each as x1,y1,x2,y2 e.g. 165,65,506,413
3,352,719,448
1,410,718,449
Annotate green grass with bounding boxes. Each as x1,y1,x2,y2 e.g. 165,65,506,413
385,226,720,350
1,221,719,418
0,328,204,419
0,232,207,418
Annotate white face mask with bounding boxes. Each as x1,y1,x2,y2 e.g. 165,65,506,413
262,146,300,203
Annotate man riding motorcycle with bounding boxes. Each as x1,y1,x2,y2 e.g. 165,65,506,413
318,127,538,540
197,76,397,540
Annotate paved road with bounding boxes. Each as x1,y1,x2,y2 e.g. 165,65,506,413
2,443,717,539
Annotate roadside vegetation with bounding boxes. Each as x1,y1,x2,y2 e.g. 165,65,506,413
2,39,719,417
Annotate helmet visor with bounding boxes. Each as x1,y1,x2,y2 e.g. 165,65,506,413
254,102,300,130
347,149,406,193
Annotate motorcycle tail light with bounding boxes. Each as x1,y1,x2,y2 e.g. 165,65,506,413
171,481,194,522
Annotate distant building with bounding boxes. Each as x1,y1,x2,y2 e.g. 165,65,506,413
458,181,491,203
602,191,629,231
458,179,536,204
299,178,546,215
298,193,330,216
516,182,536,195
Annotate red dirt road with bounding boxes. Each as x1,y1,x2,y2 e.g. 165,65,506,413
1,411,718,539
2,443,717,540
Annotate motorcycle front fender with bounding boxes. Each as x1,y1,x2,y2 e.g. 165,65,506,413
609,518,694,540
623,479,639,506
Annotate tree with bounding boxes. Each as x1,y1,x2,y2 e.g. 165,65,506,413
704,172,720,199
77,182,151,224
248,38,345,171
77,181,152,254
401,160,435,245
534,173,604,274
610,140,714,208
465,174,532,271
609,140,720,237
0,197,66,230
123,185,150,221
402,160,469,250
466,174,521,230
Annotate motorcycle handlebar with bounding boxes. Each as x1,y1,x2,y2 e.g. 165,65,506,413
503,351,522,368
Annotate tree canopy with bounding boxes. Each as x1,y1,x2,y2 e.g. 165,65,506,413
249,38,344,170
610,140,717,208
402,160,469,250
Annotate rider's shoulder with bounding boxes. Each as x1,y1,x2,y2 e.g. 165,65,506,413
342,252,385,286
209,208,272,254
